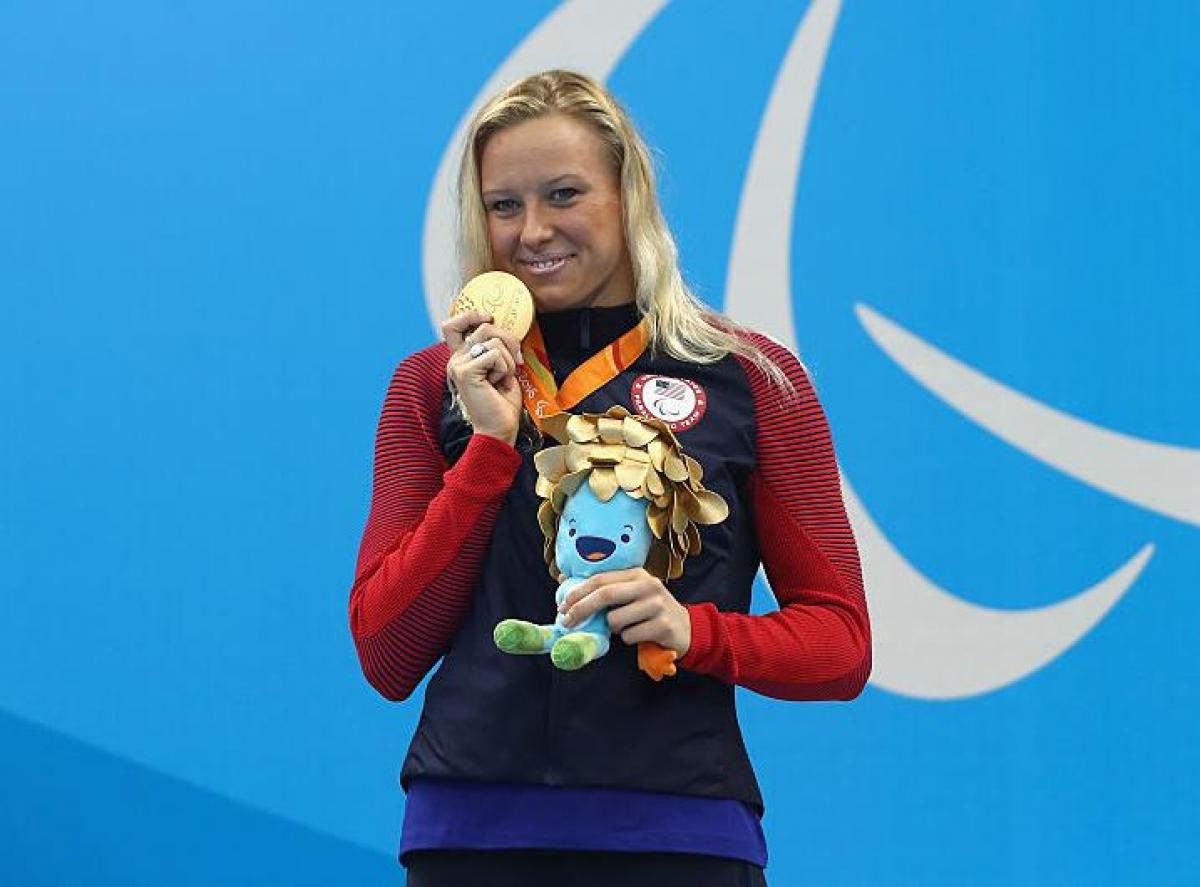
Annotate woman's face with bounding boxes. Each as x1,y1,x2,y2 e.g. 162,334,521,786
479,113,636,313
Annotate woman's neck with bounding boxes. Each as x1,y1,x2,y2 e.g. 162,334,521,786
536,302,641,356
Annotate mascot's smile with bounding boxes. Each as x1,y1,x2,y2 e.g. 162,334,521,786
576,536,616,562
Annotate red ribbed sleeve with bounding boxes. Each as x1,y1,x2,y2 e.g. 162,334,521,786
678,334,872,701
349,345,523,701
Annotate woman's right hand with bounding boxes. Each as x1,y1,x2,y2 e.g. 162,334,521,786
442,310,525,446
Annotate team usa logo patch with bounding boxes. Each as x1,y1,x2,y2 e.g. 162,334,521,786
630,374,708,432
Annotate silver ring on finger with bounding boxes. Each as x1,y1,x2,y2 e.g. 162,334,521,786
468,342,488,358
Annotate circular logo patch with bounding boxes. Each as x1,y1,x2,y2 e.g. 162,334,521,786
631,374,708,432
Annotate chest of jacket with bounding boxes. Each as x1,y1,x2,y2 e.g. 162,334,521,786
403,350,764,809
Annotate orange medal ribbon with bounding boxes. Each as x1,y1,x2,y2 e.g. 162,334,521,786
518,315,651,430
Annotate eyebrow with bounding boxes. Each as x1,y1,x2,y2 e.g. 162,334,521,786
482,174,583,199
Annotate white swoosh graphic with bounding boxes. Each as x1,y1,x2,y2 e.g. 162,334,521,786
723,0,1153,697
857,303,1200,527
723,0,839,349
846,484,1154,700
421,0,668,332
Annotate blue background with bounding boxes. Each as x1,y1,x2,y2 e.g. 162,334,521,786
2,2,1196,884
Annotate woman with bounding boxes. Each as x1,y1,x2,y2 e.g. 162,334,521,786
349,69,871,886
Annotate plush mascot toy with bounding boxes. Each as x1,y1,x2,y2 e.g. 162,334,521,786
493,406,728,680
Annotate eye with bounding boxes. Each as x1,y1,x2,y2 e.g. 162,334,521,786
569,528,577,537
549,187,579,203
620,533,630,543
488,198,519,216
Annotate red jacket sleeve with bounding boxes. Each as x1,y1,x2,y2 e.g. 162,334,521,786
348,345,523,701
678,335,872,701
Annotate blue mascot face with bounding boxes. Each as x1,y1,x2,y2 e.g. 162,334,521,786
555,482,653,579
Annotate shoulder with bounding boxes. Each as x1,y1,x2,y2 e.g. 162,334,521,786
730,327,801,367
726,326,814,397
380,343,453,423
393,342,452,383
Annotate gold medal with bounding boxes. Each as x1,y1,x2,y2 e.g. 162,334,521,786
450,271,534,339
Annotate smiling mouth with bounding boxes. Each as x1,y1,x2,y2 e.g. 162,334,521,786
522,255,572,276
576,535,616,562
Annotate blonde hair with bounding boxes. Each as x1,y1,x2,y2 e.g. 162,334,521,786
456,68,794,393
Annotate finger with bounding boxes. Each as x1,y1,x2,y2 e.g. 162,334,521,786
462,344,509,386
559,569,649,612
494,345,518,384
442,311,492,351
492,328,525,366
494,372,520,398
606,598,660,634
445,347,482,389
484,350,515,389
459,336,508,367
461,320,496,351
562,580,648,627
559,576,597,614
619,619,670,647
444,310,491,332
463,322,524,366
490,337,517,376
479,338,516,385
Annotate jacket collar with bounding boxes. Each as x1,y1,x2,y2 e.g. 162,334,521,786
535,302,641,358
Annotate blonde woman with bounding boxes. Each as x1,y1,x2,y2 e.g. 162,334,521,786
349,70,871,886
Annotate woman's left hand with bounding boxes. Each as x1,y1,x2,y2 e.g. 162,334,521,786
558,568,691,656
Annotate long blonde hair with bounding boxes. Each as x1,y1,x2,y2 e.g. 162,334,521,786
457,69,793,393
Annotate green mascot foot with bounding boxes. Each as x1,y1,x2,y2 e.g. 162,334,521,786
494,619,551,654
551,633,600,671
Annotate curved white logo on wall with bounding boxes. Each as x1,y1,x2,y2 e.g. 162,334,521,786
422,0,1193,700
631,374,707,431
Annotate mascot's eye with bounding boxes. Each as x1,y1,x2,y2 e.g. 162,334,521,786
621,533,631,543
568,528,576,537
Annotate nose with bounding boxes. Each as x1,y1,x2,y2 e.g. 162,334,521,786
520,203,553,251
